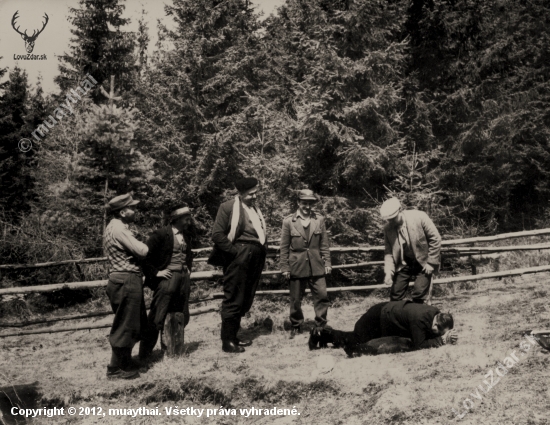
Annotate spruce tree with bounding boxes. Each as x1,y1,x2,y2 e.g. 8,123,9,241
55,0,137,103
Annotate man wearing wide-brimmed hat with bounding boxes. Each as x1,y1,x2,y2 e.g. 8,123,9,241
103,193,149,380
380,197,441,304
139,205,194,360
208,177,267,353
280,189,332,339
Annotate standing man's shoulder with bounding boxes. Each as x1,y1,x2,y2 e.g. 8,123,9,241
404,209,432,221
217,198,235,212
282,214,295,224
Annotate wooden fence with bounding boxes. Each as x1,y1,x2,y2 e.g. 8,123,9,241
1,228,550,337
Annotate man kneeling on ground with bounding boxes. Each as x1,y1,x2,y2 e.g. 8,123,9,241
309,300,458,356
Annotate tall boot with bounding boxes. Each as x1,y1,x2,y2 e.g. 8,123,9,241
221,318,244,353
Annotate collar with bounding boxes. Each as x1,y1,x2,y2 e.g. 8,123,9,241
172,226,181,235
292,210,316,221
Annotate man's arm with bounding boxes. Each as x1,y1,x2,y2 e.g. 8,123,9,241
279,219,291,274
421,212,441,267
319,217,331,268
211,204,238,256
410,323,444,350
384,230,395,284
115,225,148,259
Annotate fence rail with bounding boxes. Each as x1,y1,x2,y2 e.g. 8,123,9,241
2,264,550,338
2,228,550,271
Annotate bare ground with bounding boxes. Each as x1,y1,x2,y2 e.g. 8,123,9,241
2,255,550,424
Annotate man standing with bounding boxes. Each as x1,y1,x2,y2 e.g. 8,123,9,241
209,177,267,353
280,189,331,338
381,198,441,303
140,205,194,360
103,194,148,380
311,300,458,356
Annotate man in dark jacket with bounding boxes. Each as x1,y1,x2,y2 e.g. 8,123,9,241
310,300,458,356
208,177,267,353
139,206,193,360
280,189,332,338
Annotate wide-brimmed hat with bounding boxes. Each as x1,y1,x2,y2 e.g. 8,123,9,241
170,206,192,222
298,189,318,201
380,197,401,220
107,194,139,212
235,177,258,193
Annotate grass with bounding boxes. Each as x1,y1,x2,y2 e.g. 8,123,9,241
2,247,550,424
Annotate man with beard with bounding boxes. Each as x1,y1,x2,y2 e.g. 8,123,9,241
381,198,442,304
103,194,148,379
209,177,267,353
139,205,194,361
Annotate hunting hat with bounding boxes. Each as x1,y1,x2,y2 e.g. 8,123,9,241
107,194,139,211
380,197,401,220
170,206,192,222
235,177,259,193
298,189,318,201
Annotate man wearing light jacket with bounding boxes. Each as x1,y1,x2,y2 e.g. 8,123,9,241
280,189,332,338
381,198,442,303
208,177,267,353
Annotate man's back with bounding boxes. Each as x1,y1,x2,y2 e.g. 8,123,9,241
381,300,442,349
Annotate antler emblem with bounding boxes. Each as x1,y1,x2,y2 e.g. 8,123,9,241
11,11,49,54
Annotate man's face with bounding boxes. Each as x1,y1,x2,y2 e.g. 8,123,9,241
386,212,403,228
175,215,192,230
431,316,449,335
240,187,258,207
119,206,136,223
298,199,315,215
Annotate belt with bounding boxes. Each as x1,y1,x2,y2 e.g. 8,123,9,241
109,271,142,278
235,240,266,249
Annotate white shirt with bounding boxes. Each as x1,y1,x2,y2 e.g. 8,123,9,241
241,203,266,244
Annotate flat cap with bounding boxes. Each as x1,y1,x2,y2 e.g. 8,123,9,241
235,177,258,193
107,194,139,211
298,189,318,201
380,197,401,220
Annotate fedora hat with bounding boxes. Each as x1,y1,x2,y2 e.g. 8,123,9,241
107,194,139,212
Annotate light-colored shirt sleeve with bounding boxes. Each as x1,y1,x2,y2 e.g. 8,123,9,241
113,222,148,259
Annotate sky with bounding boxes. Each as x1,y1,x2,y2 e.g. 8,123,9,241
0,0,285,94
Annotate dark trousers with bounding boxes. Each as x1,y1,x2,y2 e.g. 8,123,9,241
106,272,147,349
326,302,386,348
289,276,330,328
140,271,191,358
220,242,266,341
390,260,431,302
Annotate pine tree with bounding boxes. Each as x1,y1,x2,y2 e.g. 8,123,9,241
0,66,35,220
55,0,138,103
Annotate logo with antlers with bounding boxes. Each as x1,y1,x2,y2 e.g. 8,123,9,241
11,11,49,54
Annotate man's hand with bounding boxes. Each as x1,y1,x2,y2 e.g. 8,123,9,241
384,273,393,286
422,263,435,276
156,269,173,279
282,271,290,280
325,266,332,275
444,329,458,345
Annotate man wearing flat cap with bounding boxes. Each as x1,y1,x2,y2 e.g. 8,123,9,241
103,193,149,380
208,177,267,353
139,205,194,360
380,197,441,304
280,189,332,338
